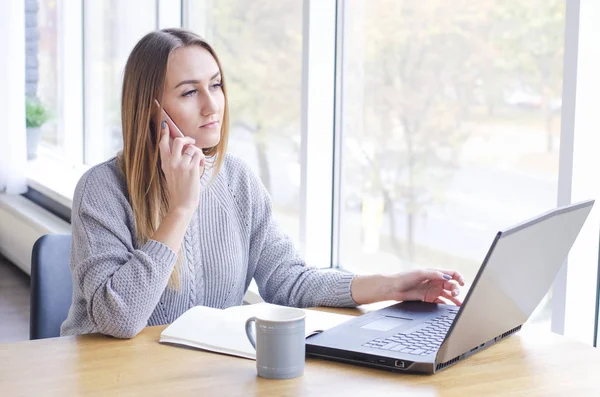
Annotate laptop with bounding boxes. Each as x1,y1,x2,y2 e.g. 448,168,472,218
306,200,594,374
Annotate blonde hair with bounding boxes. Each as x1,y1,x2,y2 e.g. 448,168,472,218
118,28,229,287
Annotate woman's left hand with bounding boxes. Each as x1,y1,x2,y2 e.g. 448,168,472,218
350,269,465,306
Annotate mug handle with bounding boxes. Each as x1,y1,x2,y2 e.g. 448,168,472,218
245,316,257,350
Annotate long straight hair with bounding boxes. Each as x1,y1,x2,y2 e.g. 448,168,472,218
118,28,229,287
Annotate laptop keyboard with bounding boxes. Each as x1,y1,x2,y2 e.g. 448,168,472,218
362,309,458,356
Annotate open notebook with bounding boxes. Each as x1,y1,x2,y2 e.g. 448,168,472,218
159,303,354,360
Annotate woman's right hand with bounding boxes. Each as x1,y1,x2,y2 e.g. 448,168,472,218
158,120,205,216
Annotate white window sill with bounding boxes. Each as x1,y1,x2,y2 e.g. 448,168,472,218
26,148,89,209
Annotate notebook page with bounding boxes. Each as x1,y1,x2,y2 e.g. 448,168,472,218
159,303,354,360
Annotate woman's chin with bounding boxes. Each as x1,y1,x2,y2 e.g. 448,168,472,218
192,133,221,151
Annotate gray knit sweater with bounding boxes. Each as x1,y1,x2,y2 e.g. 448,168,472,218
60,154,356,338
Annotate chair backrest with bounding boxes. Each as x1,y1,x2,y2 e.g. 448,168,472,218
30,234,73,340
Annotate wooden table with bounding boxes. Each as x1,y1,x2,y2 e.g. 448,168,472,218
2,307,600,397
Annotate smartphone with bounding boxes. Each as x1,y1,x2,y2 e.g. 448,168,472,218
154,99,184,138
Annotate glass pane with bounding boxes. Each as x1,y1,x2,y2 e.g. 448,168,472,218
84,0,156,165
35,0,60,154
339,0,565,328
186,0,303,244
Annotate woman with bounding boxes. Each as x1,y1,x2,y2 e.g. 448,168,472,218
60,28,464,338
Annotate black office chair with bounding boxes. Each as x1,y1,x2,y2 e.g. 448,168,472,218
30,234,73,340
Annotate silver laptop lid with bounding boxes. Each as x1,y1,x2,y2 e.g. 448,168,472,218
436,200,594,363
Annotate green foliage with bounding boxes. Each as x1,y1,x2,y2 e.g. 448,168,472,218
211,0,302,137
25,97,51,128
200,0,565,256
339,0,565,260
346,0,564,204
206,0,303,190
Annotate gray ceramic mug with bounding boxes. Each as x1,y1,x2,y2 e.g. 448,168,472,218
244,306,307,379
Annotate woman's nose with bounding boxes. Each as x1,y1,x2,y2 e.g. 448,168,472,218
201,91,218,116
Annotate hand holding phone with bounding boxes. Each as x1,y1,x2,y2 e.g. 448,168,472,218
154,99,184,138
154,97,206,177
155,98,206,215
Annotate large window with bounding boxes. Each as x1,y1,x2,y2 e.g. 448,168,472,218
36,0,60,153
338,0,565,326
21,0,600,344
186,0,303,243
83,0,157,165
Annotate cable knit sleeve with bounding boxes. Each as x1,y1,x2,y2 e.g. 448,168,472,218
63,163,177,338
237,160,357,308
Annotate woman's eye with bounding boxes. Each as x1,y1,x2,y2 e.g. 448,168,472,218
182,89,197,97
211,82,223,90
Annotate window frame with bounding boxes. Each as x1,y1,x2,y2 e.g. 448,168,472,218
23,0,600,344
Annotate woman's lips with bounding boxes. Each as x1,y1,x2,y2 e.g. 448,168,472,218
200,121,219,129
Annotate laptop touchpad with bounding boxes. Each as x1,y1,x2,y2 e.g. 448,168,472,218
360,316,414,332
